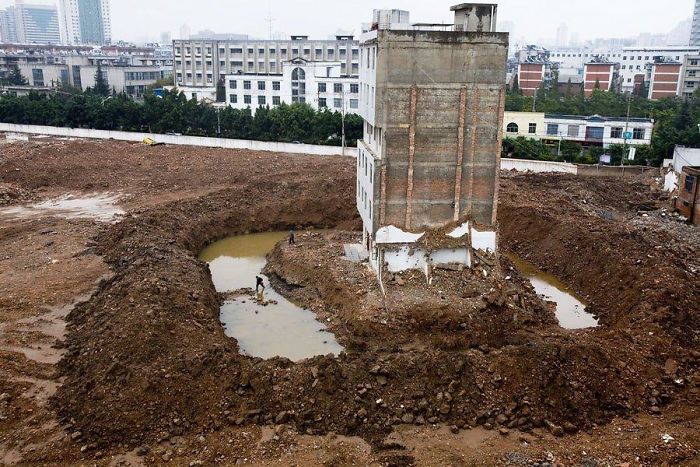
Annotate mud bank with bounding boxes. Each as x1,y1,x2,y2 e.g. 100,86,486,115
53,180,686,456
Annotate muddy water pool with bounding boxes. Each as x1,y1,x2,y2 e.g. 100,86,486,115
507,254,598,330
199,231,343,361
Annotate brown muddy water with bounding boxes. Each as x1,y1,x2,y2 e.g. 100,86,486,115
507,254,598,330
199,231,343,361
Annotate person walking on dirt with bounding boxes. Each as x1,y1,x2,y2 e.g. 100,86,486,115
256,276,265,293
288,229,296,245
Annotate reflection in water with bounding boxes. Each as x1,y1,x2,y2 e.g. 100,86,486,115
199,231,343,361
507,254,598,330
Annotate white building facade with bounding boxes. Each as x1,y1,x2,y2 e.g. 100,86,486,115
174,36,359,103
223,58,359,113
59,0,112,45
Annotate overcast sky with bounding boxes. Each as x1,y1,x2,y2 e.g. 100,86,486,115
0,0,694,44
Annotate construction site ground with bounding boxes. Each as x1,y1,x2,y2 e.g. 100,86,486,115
0,137,698,466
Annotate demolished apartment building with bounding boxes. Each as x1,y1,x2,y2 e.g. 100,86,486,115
356,3,508,280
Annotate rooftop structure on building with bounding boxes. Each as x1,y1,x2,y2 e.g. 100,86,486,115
356,3,508,279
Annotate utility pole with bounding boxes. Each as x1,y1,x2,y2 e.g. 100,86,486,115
265,10,275,40
341,87,346,153
217,107,221,136
622,92,631,166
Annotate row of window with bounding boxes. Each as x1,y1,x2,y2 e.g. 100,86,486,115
507,121,646,140
176,46,358,59
176,61,360,75
228,80,359,94
124,71,162,81
229,94,281,106
227,94,359,109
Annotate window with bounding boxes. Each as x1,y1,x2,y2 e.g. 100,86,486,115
303,48,310,56
567,125,579,137
315,48,323,58
272,81,280,90
334,83,343,93
272,96,281,105
243,80,251,90
334,98,342,108
610,127,623,139
32,69,45,86
259,48,265,54
244,95,251,104
318,82,326,92
691,59,699,66
291,67,306,103
280,48,287,56
327,49,335,57
247,48,254,54
350,99,358,109
547,124,558,136
258,96,266,105
689,70,697,77
528,123,537,134
292,48,299,56
230,94,237,104
686,175,696,192
229,80,237,89
633,128,645,140
506,122,519,133
350,83,359,94
247,61,254,68
319,98,327,108
269,48,276,55
258,81,266,90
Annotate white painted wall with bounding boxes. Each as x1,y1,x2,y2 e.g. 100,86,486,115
500,158,578,174
0,123,358,157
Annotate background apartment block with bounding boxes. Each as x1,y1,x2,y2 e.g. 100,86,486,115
173,35,360,102
59,0,112,45
0,45,172,97
0,1,61,44
223,58,358,113
357,3,507,275
582,61,619,96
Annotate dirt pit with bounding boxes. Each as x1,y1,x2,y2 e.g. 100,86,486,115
0,138,698,466
506,253,598,329
200,231,343,361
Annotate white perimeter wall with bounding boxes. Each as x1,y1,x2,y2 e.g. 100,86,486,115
0,123,357,157
500,158,578,174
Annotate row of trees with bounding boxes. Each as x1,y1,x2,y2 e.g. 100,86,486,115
0,88,363,146
506,85,700,166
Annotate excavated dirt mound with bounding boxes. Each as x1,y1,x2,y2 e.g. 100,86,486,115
52,170,696,456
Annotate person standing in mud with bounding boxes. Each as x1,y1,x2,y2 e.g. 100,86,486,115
288,229,296,245
255,275,265,293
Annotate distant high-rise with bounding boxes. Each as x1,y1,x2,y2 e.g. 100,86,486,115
59,0,111,45
692,0,700,46
556,23,568,46
0,6,18,43
179,24,191,40
13,1,61,44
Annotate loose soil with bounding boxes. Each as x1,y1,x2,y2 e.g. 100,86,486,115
0,137,698,465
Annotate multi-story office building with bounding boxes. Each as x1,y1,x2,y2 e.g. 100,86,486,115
583,61,619,96
0,6,18,43
173,35,360,102
58,0,112,45
691,0,700,47
617,46,699,93
646,60,683,100
357,3,507,276
680,54,700,98
10,1,61,44
223,58,359,113
0,46,172,98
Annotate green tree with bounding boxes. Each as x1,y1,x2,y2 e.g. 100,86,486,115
92,63,110,97
5,65,28,86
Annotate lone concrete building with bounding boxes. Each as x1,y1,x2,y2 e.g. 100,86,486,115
356,4,508,278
